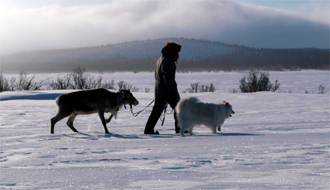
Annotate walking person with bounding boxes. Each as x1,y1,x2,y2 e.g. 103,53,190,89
144,42,182,134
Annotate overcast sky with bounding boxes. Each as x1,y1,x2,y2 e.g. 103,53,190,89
0,0,329,54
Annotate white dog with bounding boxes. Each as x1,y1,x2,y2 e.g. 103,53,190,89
175,97,235,137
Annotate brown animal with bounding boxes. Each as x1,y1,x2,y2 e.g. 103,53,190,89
50,88,139,134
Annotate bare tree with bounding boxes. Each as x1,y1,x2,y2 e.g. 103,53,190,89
184,82,215,93
239,70,280,93
15,71,46,90
0,73,10,92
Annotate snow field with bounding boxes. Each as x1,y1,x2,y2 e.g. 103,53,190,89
0,70,329,189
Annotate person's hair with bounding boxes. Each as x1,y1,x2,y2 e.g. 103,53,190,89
163,42,181,52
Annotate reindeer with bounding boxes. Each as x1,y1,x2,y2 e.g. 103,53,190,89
50,88,139,134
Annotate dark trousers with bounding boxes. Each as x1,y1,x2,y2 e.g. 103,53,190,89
144,99,180,133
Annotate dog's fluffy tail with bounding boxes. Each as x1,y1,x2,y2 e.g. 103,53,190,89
175,97,199,113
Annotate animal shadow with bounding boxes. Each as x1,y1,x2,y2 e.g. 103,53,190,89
219,132,261,136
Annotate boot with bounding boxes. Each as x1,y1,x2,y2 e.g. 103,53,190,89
175,127,181,133
144,130,160,135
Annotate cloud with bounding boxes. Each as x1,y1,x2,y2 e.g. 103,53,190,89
0,0,328,54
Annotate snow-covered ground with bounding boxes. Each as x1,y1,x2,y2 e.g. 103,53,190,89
0,70,329,189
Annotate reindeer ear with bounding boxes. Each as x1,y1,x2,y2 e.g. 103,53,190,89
119,89,125,95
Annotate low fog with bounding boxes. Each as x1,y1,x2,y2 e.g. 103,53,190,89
1,0,329,54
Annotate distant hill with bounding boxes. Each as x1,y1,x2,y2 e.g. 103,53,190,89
1,38,329,73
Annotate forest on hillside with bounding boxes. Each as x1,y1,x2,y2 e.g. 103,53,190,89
1,38,328,73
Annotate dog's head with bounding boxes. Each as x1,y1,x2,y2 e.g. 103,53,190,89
223,101,235,118
119,90,139,107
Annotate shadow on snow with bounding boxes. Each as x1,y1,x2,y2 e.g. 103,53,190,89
48,132,262,141
0,93,63,101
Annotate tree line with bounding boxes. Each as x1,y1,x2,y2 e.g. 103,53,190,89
1,38,328,73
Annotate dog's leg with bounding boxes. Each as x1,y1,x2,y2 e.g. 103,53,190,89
188,126,194,136
180,120,193,137
180,126,186,137
211,125,217,134
98,111,110,134
217,126,221,132
66,114,78,133
106,114,114,124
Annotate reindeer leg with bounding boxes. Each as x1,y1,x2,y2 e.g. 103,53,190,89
98,111,110,134
66,114,78,133
106,114,114,124
50,110,71,134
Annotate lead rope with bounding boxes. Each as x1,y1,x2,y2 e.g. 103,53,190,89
161,104,168,126
160,104,174,126
130,100,174,126
130,100,155,117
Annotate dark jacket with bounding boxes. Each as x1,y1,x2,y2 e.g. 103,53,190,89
154,49,180,102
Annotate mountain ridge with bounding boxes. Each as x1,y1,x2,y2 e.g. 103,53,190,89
1,38,328,73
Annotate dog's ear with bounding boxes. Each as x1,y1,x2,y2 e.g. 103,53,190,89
225,102,230,107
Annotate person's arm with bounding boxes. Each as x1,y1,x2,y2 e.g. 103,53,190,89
162,58,177,97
